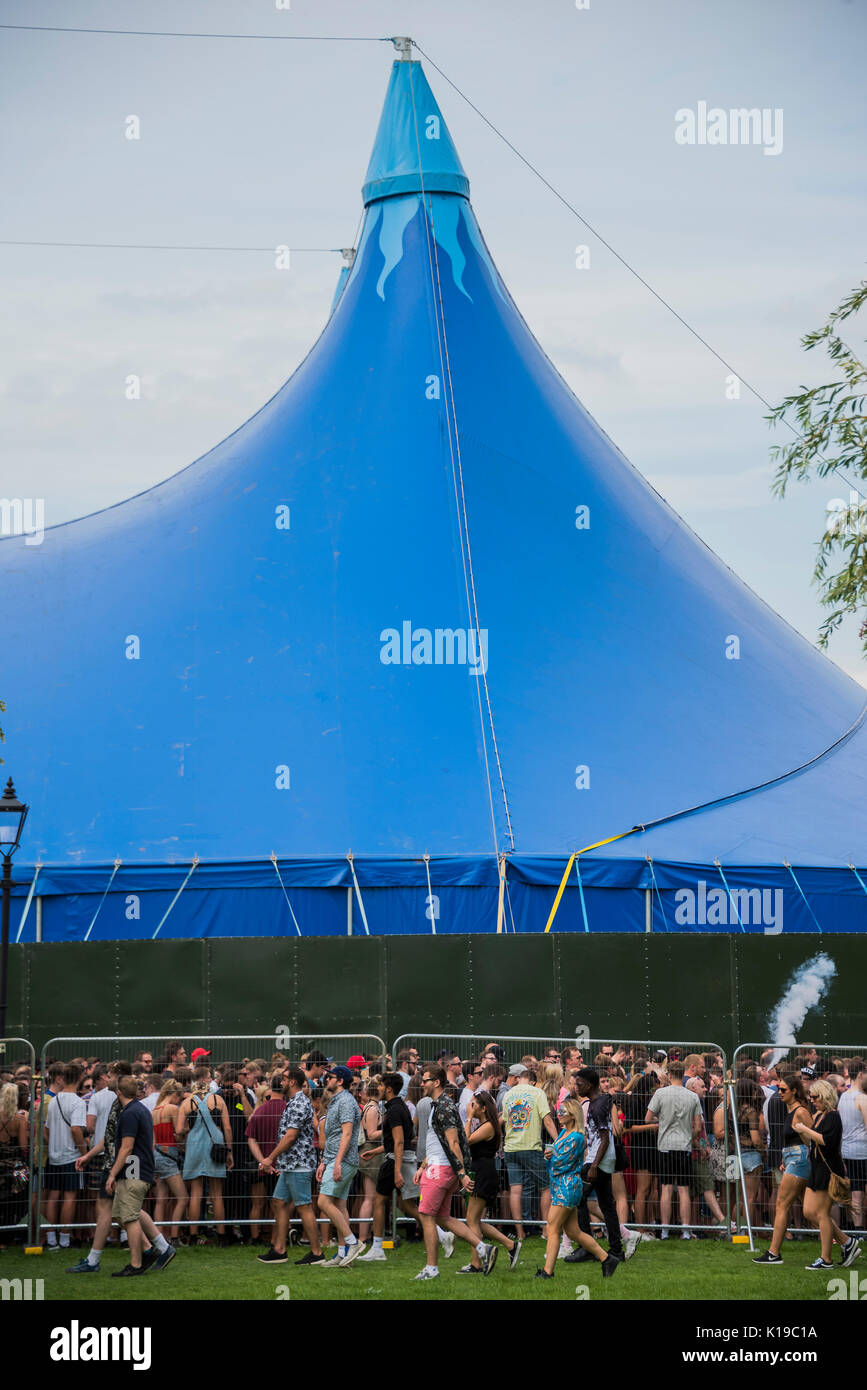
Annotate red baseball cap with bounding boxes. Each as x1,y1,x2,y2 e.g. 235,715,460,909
191,1048,212,1064
346,1055,367,1070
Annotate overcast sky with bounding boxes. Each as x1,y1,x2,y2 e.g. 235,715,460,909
2,0,866,684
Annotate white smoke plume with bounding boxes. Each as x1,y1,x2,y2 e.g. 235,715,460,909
767,952,837,1066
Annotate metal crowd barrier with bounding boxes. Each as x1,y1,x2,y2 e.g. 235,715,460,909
35,1033,386,1235
729,1041,867,1252
0,1037,36,1246
390,1033,732,1234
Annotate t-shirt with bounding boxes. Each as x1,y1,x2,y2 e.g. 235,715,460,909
323,1089,360,1166
429,1093,472,1175
503,1084,550,1153
416,1095,433,1160
382,1096,414,1157
397,1069,412,1099
46,1091,87,1166
458,1085,476,1126
115,1099,155,1184
585,1094,616,1173
86,1087,117,1144
142,1092,160,1112
275,1093,316,1173
245,1096,286,1157
648,1085,700,1152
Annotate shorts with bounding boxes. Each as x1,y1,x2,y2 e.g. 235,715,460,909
843,1157,867,1191
505,1149,549,1192
44,1161,82,1193
274,1170,314,1206
319,1161,357,1201
419,1164,458,1222
154,1149,181,1181
658,1149,692,1187
399,1151,419,1201
690,1156,713,1198
111,1178,152,1225
376,1156,403,1198
740,1150,762,1174
781,1144,810,1182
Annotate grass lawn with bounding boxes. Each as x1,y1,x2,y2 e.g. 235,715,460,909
0,1235,855,1302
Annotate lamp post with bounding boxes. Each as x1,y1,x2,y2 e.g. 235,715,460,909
0,778,28,1042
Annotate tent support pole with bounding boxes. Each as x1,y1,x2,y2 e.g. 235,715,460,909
347,886,353,937
645,888,652,933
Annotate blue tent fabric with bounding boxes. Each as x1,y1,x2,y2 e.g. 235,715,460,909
3,58,866,938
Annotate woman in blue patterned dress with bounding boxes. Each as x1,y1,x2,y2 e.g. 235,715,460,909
535,1100,619,1280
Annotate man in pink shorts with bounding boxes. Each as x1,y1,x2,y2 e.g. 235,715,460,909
413,1066,497,1281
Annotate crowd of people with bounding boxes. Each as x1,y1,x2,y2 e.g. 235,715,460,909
0,1039,864,1281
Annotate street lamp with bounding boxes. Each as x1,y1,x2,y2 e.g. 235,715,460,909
0,778,28,1042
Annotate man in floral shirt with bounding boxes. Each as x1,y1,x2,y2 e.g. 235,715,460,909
413,1066,497,1281
258,1067,324,1265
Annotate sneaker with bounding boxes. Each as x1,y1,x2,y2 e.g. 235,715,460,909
154,1244,177,1271
557,1236,573,1260
458,1262,482,1274
509,1239,522,1270
624,1232,641,1261
413,1268,439,1280
659,1230,669,1241
752,1250,784,1265
257,1247,289,1264
66,1257,99,1274
440,1230,455,1260
111,1264,146,1277
601,1255,619,1278
318,1251,344,1267
841,1237,863,1269
295,1250,327,1266
804,1257,834,1271
681,1231,693,1240
357,1247,387,1262
564,1248,592,1263
639,1232,656,1242
46,1243,62,1253
338,1240,366,1267
481,1244,498,1276
534,1268,554,1279
139,1246,159,1271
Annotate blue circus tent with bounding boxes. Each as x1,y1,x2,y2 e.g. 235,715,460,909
3,54,866,941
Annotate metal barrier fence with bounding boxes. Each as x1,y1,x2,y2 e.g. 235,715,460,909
35,1033,386,1238
5,1032,862,1258
0,1036,36,1243
391,1033,732,1236
730,1041,867,1252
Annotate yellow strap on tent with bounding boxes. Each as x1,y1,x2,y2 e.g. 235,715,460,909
543,829,640,933
496,852,507,933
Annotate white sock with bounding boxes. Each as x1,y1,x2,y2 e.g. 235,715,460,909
373,1236,384,1250
620,1224,631,1240
475,1240,486,1255
425,1263,438,1275
87,1246,101,1266
436,1225,449,1244
46,1232,58,1246
345,1233,357,1246
120,1230,128,1244
59,1234,70,1247
153,1233,169,1253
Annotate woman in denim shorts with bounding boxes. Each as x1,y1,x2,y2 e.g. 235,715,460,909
752,1071,811,1264
152,1080,188,1242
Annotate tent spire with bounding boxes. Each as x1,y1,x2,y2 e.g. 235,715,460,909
390,36,413,60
